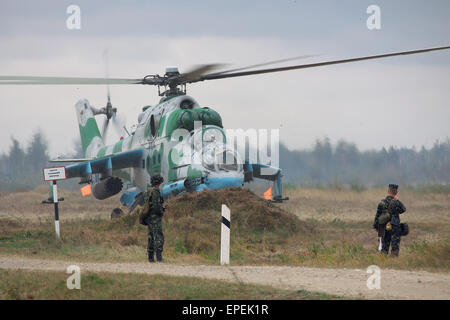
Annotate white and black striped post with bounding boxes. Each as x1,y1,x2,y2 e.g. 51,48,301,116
43,166,66,239
53,181,60,238
221,204,230,265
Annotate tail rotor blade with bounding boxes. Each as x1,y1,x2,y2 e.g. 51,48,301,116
102,117,110,143
103,49,112,104
112,113,127,137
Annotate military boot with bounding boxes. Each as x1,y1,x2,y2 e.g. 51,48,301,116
148,251,155,263
391,250,399,257
156,250,163,262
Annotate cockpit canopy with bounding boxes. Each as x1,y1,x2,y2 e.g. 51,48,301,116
201,143,242,173
188,126,242,173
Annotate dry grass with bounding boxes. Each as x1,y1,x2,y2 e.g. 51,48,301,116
0,269,340,300
0,188,314,264
0,185,122,221
0,186,448,272
283,187,450,224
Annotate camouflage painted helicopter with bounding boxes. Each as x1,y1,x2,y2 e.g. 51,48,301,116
1,45,449,217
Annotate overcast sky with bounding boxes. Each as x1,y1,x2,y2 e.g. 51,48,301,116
0,0,449,156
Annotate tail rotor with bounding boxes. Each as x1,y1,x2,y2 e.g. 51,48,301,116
94,49,126,143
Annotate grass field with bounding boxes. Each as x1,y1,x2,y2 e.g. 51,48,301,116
0,185,448,272
0,269,339,300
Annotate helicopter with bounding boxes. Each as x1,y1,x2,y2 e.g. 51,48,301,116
1,45,449,218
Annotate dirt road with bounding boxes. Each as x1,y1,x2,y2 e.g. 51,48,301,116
0,255,449,299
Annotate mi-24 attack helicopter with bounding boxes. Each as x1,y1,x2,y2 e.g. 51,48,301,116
1,45,449,217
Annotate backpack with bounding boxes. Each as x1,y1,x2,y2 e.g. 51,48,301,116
138,191,152,226
378,198,392,225
400,223,409,236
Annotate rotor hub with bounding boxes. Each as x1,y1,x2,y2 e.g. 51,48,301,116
165,66,180,76
105,101,117,120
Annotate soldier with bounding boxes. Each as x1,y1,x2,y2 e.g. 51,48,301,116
373,184,406,256
142,173,165,263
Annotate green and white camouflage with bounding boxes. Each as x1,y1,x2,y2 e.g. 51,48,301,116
69,93,260,207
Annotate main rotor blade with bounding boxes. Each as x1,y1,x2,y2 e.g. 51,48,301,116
181,64,225,82
207,54,319,76
0,76,141,85
199,45,450,81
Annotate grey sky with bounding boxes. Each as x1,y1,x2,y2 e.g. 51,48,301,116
0,0,449,156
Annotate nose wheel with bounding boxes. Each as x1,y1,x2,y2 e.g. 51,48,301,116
111,207,124,219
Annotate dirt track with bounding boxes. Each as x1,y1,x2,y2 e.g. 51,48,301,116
1,256,449,299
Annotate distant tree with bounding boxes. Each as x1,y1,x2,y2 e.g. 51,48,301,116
7,137,26,177
335,140,359,167
0,153,7,175
25,130,49,173
311,137,333,180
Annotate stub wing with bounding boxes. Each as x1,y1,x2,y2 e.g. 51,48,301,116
49,158,94,163
58,148,145,180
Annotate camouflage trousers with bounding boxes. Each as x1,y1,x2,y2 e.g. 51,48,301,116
147,222,164,253
381,224,401,256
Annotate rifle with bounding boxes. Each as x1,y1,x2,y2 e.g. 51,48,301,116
377,223,386,251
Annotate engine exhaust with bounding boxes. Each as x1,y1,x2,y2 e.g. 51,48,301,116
92,177,123,200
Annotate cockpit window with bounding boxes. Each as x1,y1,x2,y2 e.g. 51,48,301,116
198,129,241,173
216,151,241,172
202,148,216,171
203,128,225,145
192,127,226,151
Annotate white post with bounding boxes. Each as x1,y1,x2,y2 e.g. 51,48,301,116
221,204,230,265
53,181,60,238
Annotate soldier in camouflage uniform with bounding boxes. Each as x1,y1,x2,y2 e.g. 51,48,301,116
373,184,406,256
143,174,165,262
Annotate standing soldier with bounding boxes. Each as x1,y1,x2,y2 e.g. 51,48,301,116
373,184,406,256
142,174,165,263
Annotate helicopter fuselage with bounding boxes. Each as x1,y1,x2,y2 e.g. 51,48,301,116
76,94,244,200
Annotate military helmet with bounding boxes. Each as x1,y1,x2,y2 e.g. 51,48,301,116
400,223,409,236
151,174,164,186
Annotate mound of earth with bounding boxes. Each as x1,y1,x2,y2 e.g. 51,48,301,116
165,187,313,237
119,187,314,255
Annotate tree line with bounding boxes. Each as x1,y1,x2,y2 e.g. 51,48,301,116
0,131,82,191
0,131,448,191
0,131,50,191
279,137,450,188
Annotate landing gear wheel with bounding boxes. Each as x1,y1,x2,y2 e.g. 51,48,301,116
111,208,124,219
